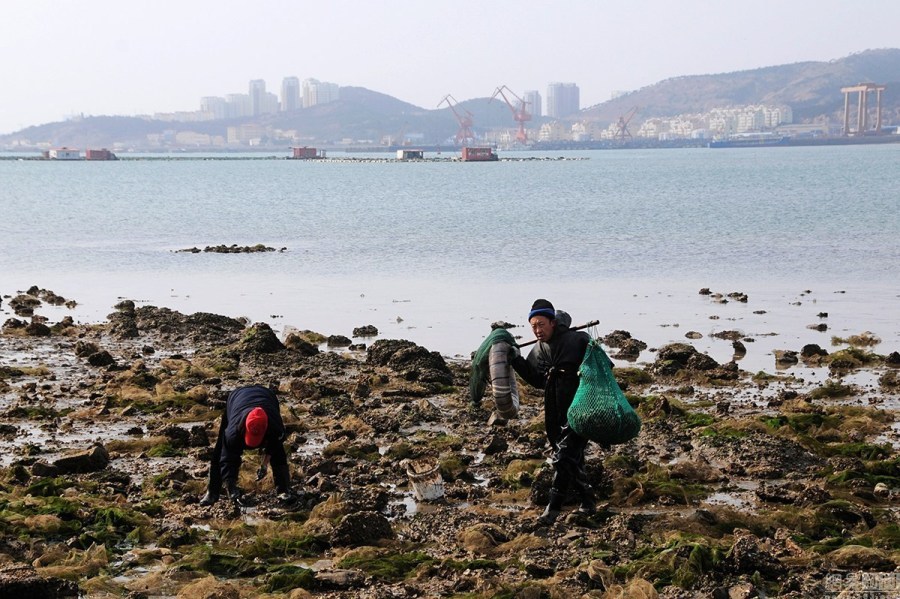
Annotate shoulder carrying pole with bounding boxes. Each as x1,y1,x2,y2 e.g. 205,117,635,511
516,319,599,348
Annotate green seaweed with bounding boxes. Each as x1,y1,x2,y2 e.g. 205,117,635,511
263,564,315,592
337,550,434,582
147,443,183,458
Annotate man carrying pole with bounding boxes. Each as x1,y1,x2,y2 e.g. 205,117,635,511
511,299,597,524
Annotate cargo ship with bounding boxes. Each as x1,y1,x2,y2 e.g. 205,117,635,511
708,133,790,148
709,131,900,149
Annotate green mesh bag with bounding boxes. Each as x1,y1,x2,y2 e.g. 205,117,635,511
567,339,641,445
469,327,516,406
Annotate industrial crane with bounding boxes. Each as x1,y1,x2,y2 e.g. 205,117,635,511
438,94,475,145
615,106,639,142
490,85,532,143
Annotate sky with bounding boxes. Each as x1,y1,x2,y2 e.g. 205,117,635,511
2,0,900,135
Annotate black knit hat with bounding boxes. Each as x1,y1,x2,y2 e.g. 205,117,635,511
528,298,556,321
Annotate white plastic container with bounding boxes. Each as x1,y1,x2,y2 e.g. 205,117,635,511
405,459,445,501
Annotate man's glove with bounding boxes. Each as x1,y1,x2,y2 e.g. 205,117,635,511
277,491,298,505
226,480,252,507
508,344,521,361
256,451,271,481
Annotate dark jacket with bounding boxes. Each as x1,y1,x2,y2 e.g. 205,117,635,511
218,385,286,483
512,313,590,448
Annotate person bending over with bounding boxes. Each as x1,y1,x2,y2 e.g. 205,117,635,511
200,384,290,506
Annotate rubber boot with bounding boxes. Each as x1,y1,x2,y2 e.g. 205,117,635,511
572,467,596,515
538,490,565,525
574,481,597,515
272,463,291,494
226,479,250,507
199,462,223,505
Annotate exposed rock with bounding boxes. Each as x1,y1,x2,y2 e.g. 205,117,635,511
774,350,798,366
9,294,41,317
154,425,192,449
613,337,647,360
52,444,110,474
825,545,893,570
2,318,28,331
74,340,100,357
366,339,452,385
327,335,352,347
352,325,378,337
727,529,784,578
87,350,116,367
602,330,635,348
711,330,743,341
712,582,758,599
0,564,79,598
176,244,277,254
284,334,319,356
24,322,51,336
174,575,240,598
133,306,247,345
483,434,508,455
651,343,719,375
800,344,828,359
239,322,285,354
314,569,365,590
330,511,392,546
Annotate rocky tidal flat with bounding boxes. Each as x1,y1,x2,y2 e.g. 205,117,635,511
1,287,898,598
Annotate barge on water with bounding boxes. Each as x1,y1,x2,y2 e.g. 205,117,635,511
708,133,790,149
461,146,499,161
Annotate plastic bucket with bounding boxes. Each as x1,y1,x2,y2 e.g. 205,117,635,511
405,459,444,501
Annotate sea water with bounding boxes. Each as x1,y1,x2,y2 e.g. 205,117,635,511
1,146,898,371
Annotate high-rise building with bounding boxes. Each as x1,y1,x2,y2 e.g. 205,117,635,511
546,82,580,118
524,90,542,118
225,94,251,118
249,79,267,117
281,77,300,112
200,96,227,120
303,79,340,108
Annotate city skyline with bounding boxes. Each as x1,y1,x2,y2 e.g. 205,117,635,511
3,1,900,134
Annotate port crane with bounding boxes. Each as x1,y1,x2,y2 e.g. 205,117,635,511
615,106,639,142
490,85,532,143
438,94,475,145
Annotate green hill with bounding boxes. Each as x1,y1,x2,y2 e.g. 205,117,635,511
582,48,900,126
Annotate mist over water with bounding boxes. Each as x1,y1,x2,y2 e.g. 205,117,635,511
2,146,899,370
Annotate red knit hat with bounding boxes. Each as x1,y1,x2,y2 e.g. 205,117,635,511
244,407,268,447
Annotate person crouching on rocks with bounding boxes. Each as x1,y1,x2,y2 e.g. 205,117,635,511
200,384,291,507
511,299,595,525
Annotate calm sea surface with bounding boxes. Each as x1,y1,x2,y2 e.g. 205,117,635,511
2,146,899,371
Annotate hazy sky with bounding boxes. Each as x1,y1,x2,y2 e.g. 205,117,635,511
3,0,899,134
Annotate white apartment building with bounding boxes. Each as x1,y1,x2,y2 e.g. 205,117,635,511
201,96,228,120
303,79,340,108
281,77,301,112
546,82,580,118
524,90,542,118
225,94,251,118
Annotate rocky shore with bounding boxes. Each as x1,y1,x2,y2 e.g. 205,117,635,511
1,287,898,598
